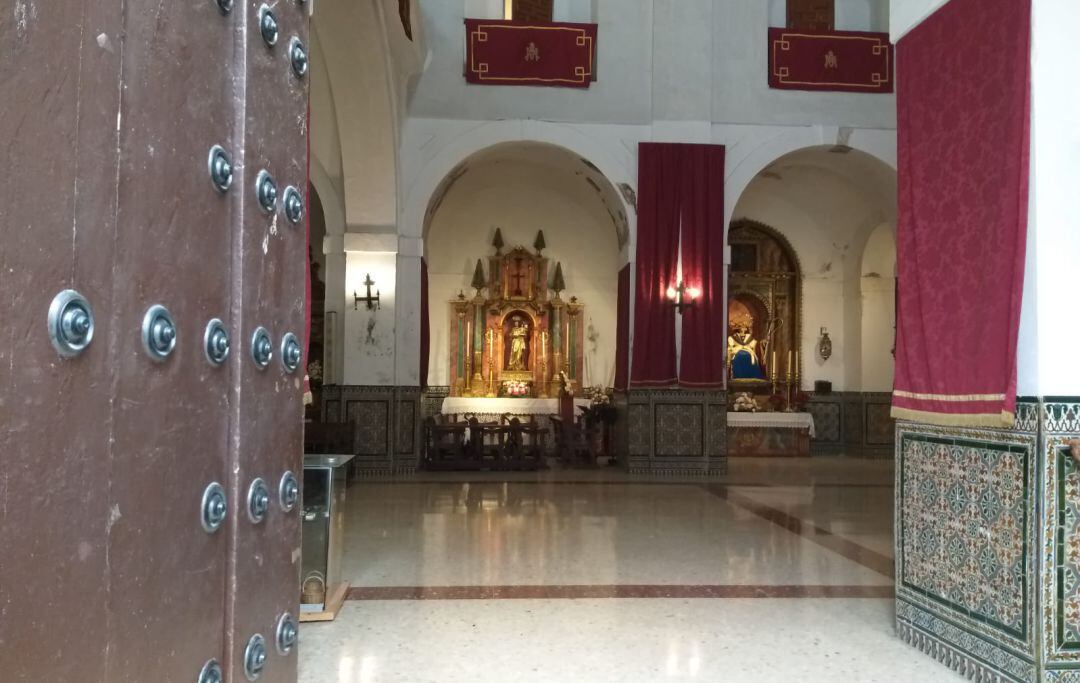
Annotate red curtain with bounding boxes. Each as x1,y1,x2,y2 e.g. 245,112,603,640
303,100,312,404
678,144,726,388
420,257,430,389
614,264,630,390
630,144,680,387
891,0,1031,427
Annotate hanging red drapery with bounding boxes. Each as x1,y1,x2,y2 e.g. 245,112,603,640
890,0,1031,427
678,144,726,388
630,144,681,387
614,264,631,390
630,143,726,389
420,257,430,389
303,99,313,405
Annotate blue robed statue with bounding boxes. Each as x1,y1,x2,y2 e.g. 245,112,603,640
727,317,767,381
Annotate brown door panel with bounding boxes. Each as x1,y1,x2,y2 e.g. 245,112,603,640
0,0,123,679
224,1,309,681
102,0,239,678
3,1,308,680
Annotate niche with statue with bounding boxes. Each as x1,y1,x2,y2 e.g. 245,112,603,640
727,219,802,411
448,229,585,398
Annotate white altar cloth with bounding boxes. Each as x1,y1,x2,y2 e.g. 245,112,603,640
441,397,590,417
727,411,816,438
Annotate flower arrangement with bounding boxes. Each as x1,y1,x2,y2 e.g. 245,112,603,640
502,379,530,397
580,386,617,426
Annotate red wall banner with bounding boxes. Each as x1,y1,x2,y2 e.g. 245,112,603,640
768,27,893,93
464,19,597,88
891,0,1031,427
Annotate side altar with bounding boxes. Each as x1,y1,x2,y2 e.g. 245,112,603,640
447,230,585,399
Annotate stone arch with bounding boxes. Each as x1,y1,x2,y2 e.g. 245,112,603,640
401,121,635,255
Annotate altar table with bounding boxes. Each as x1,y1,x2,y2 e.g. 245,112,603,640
727,411,815,457
440,397,590,421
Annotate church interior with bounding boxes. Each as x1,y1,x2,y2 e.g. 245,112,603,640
292,0,1075,680
5,0,1078,680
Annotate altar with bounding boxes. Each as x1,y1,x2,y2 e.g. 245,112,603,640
726,412,815,457
446,230,585,400
441,397,590,422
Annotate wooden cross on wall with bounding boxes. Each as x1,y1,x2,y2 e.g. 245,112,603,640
510,257,527,296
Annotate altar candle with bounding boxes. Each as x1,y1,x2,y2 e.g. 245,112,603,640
771,350,776,372
794,350,799,374
787,350,792,375
466,321,472,357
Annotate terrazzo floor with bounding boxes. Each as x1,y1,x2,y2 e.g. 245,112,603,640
297,457,961,682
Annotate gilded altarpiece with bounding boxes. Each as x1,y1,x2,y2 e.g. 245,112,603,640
727,220,802,397
448,241,584,398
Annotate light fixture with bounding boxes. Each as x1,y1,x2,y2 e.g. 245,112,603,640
818,326,832,361
353,274,381,311
665,281,701,313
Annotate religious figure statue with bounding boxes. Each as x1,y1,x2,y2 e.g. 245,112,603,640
508,318,528,370
727,320,766,381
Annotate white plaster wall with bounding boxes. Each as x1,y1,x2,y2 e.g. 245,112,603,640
712,1,895,127
860,222,896,391
890,0,951,43
425,162,621,388
411,0,896,127
343,249,398,385
1016,0,1080,396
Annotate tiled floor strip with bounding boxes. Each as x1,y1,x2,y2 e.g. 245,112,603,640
705,484,895,578
346,584,894,600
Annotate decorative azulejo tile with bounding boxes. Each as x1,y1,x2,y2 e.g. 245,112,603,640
655,403,703,457
895,421,1038,677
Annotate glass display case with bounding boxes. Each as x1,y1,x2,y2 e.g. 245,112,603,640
299,453,353,621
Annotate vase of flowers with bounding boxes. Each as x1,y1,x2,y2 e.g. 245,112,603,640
579,386,617,460
501,379,531,397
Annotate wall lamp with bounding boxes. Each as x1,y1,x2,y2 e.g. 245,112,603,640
666,281,701,313
353,274,381,311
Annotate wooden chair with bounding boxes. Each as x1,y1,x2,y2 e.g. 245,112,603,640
423,415,469,469
550,414,591,465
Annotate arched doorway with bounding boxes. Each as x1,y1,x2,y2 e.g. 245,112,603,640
727,219,802,391
422,141,627,391
729,145,898,455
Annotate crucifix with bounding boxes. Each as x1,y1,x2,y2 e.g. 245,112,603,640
510,258,527,296
353,274,381,310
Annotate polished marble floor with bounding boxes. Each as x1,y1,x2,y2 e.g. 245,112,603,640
298,457,960,682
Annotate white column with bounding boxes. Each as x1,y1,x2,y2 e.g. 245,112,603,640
1016,0,1080,396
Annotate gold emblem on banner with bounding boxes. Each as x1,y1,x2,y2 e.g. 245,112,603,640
525,41,540,62
824,50,838,69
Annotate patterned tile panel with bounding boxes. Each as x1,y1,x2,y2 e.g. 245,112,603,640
707,403,727,456
397,400,416,455
1045,400,1080,434
896,600,1036,682
346,399,389,456
655,404,703,457
865,401,895,446
1044,433,1080,664
627,404,651,457
896,423,1037,662
806,400,841,443
844,397,863,445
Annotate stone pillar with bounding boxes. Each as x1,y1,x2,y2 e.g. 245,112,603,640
895,3,1080,679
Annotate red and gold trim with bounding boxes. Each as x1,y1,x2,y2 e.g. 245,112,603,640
768,27,893,93
464,19,597,88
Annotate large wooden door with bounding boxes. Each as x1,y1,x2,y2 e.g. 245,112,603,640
0,1,309,681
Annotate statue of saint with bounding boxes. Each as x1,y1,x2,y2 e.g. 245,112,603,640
507,318,528,370
727,323,766,381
